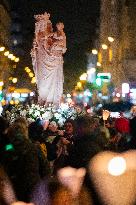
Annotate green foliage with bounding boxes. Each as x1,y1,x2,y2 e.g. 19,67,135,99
85,82,102,92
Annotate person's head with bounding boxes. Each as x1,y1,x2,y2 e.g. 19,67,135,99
7,122,29,142
13,117,28,139
28,120,44,143
48,121,58,133
64,119,76,136
0,117,9,136
14,117,28,129
0,167,16,205
75,116,96,137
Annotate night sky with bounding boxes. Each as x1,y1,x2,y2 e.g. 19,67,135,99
8,0,100,91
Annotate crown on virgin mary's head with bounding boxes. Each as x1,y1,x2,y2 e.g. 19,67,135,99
34,12,50,21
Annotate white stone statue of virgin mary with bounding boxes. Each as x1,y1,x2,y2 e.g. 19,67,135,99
31,12,66,106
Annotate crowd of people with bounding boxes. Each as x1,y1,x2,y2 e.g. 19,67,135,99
0,108,136,204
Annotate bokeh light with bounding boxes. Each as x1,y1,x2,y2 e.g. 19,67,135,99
108,156,126,176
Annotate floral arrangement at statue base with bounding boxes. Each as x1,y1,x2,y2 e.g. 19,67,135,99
5,103,85,127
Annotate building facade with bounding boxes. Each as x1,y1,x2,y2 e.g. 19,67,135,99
0,0,11,85
99,0,136,89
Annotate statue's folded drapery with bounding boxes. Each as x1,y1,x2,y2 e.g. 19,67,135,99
31,12,66,106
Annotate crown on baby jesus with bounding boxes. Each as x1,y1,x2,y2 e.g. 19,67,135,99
56,22,64,30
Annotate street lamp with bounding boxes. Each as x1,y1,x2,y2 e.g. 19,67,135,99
97,62,101,67
31,77,36,83
102,44,108,50
79,73,87,81
92,49,98,55
26,68,31,73
77,82,82,88
108,36,114,42
8,54,13,59
0,81,4,86
12,78,18,83
29,72,34,78
11,56,16,61
87,67,96,74
4,51,9,56
14,57,19,62
0,47,5,51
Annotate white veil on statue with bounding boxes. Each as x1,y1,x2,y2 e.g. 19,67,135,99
31,12,66,107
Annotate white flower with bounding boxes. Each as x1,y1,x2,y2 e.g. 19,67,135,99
42,111,52,120
41,108,45,112
60,103,69,111
27,118,35,124
71,116,76,120
20,110,27,116
29,109,33,114
34,110,40,117
54,112,62,119
58,118,66,127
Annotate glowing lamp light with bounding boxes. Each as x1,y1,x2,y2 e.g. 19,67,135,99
14,57,19,62
10,100,14,105
67,93,71,98
116,93,121,98
12,78,18,83
92,49,98,55
67,98,72,103
13,65,16,68
80,73,87,81
31,77,36,83
0,105,3,115
102,44,108,50
4,51,9,56
108,36,114,42
108,156,126,176
11,56,16,61
87,109,91,113
1,99,6,105
96,78,102,86
25,67,29,71
77,82,82,88
15,99,19,104
0,47,5,51
84,103,87,107
87,68,96,74
109,48,113,62
8,54,13,59
0,81,4,86
29,72,34,78
12,93,20,98
79,94,83,98
122,83,130,94
9,77,13,81
84,89,92,97
98,52,102,64
21,93,28,98
30,92,34,97
97,62,101,67
26,68,31,73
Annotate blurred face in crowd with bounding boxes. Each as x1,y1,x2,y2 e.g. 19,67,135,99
64,122,74,136
48,122,58,133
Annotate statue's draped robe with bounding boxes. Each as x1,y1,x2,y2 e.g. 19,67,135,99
31,21,66,106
